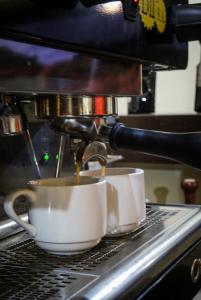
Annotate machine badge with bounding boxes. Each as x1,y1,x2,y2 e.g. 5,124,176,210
139,0,167,33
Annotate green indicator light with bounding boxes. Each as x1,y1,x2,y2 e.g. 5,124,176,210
56,154,59,161
43,153,50,161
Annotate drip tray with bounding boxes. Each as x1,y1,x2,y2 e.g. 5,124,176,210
0,204,201,299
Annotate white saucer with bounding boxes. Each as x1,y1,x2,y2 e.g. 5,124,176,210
35,238,101,255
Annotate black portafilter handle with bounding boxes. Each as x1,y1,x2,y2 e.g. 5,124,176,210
108,124,201,170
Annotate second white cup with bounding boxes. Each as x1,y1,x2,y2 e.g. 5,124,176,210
80,168,146,236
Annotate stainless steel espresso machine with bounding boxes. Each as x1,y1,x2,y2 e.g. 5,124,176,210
1,1,201,299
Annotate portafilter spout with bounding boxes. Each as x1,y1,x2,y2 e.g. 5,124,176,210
75,140,107,167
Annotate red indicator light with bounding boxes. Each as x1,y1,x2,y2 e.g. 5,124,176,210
133,0,139,3
94,96,105,115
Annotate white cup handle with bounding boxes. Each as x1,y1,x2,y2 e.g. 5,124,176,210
4,189,37,237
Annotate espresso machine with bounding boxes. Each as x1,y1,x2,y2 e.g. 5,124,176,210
1,1,201,299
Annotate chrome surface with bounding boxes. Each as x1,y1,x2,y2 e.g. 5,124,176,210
51,116,116,140
0,214,28,240
0,95,23,136
0,38,141,96
0,95,41,177
0,204,201,299
35,95,117,118
0,114,22,135
191,258,201,283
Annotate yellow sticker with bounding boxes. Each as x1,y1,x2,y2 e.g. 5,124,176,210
138,0,167,33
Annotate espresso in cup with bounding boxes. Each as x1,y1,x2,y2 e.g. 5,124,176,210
80,168,146,236
4,176,107,255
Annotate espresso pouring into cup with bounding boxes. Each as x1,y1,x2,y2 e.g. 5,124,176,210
4,176,107,255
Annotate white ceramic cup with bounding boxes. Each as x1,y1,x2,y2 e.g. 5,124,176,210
80,168,146,236
4,176,107,255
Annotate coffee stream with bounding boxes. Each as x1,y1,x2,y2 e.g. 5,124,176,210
75,162,106,184
76,161,81,185
101,165,106,177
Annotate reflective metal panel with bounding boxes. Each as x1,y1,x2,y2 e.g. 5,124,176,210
35,95,117,118
0,0,188,68
0,38,141,95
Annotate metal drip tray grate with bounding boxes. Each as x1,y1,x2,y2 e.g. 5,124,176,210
0,268,91,300
0,205,192,299
1,238,127,274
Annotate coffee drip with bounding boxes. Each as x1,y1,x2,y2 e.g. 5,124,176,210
101,165,106,177
76,162,81,185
